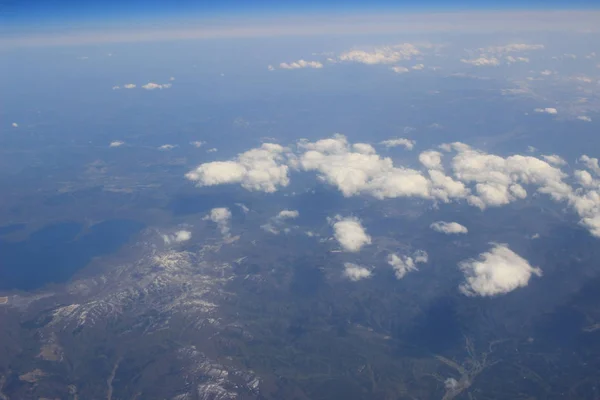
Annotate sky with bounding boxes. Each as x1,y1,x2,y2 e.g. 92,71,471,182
2,0,600,29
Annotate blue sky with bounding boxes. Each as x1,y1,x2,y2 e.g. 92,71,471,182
3,0,600,26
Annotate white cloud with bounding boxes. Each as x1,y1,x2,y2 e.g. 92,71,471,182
267,65,275,71
540,69,554,76
235,203,250,213
419,150,443,170
279,60,323,69
276,210,299,219
207,148,218,153
112,85,120,90
123,84,136,89
158,144,176,150
352,143,377,154
505,55,529,63
330,215,371,252
262,209,300,234
391,66,409,73
541,154,567,166
580,155,600,176
534,107,558,114
380,138,415,150
450,144,571,208
459,243,542,296
412,63,425,70
577,116,592,122
430,221,468,234
205,207,232,237
169,76,175,81
299,134,430,199
162,230,192,244
190,141,205,148
142,82,172,90
11,122,18,128
109,140,124,148
343,263,372,281
338,44,420,65
186,143,290,193
461,56,500,66
387,250,428,279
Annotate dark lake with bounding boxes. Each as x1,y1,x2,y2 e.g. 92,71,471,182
0,219,144,291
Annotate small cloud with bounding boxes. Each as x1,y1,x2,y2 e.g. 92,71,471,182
158,144,176,150
343,263,372,281
162,230,192,244
387,250,428,279
459,243,542,297
541,154,567,166
279,60,323,69
577,116,592,122
206,148,218,153
190,141,205,148
330,215,371,252
380,138,415,150
391,66,409,73
505,56,529,63
461,57,500,66
540,69,554,76
109,140,124,148
527,145,537,153
11,122,18,128
430,221,468,234
142,82,172,90
112,85,121,90
235,203,250,213
169,76,175,81
267,65,275,71
123,84,136,89
534,107,558,114
412,63,425,70
276,210,299,220
204,207,232,237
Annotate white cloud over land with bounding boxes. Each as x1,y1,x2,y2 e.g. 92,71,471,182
330,215,371,252
430,221,468,234
343,263,372,281
186,143,291,193
459,244,542,297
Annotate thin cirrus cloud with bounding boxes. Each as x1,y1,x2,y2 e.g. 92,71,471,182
330,215,371,252
184,134,600,239
430,221,468,234
459,243,542,297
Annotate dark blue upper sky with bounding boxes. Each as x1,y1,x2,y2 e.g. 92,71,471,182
2,0,600,26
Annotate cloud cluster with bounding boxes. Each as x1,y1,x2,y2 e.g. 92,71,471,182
186,143,291,192
205,207,232,237
430,221,468,234
380,138,415,150
343,263,372,281
279,60,323,69
338,44,420,65
162,230,192,244
183,134,600,238
459,244,542,296
299,134,431,199
387,250,428,279
330,215,371,252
